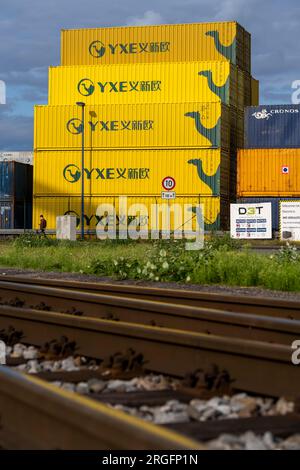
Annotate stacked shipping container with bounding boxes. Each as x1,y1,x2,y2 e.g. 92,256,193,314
237,105,300,231
34,21,258,232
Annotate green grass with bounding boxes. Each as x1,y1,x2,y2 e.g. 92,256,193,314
0,237,148,274
0,234,299,292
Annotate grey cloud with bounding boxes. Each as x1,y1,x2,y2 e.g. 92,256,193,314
19,87,48,104
2,66,48,88
0,111,33,150
126,10,163,26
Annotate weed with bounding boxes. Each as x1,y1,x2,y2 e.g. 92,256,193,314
0,238,299,292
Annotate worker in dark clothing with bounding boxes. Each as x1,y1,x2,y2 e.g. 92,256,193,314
39,214,47,235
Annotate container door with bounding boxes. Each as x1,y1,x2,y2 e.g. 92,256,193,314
0,203,12,229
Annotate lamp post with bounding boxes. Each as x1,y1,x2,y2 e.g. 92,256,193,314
76,101,85,240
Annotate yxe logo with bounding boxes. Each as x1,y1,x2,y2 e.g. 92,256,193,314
88,40,170,59
63,164,81,183
66,118,83,134
89,41,106,58
63,164,150,183
66,117,154,134
77,78,95,96
77,78,161,96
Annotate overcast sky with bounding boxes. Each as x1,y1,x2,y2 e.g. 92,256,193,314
0,0,299,150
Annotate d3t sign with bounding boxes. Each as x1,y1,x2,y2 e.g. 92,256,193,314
238,206,264,215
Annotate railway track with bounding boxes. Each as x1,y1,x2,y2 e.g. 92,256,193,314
1,274,299,318
0,367,200,450
0,275,300,449
0,302,297,397
0,279,298,347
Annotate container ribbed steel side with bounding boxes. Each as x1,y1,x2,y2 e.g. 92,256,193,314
33,148,230,198
237,148,300,197
48,61,250,111
33,195,229,231
34,102,230,151
245,105,300,148
61,21,251,72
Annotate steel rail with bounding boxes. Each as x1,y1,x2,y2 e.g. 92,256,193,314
0,367,201,450
0,305,298,397
1,275,299,318
0,281,298,344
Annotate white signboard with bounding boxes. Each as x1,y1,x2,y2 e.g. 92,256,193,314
56,215,77,241
280,201,300,241
161,191,176,200
230,203,272,239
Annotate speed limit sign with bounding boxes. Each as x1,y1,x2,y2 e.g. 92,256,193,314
162,176,176,191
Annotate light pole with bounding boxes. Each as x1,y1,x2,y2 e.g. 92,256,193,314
76,101,85,240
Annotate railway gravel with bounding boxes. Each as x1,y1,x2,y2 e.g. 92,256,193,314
1,267,300,301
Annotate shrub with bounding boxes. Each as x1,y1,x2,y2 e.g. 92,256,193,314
273,242,300,264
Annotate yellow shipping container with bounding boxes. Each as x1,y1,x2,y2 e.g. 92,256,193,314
61,22,251,73
33,195,229,231
33,148,230,198
48,61,249,111
237,149,300,197
34,102,230,151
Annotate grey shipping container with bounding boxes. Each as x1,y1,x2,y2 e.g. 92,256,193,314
0,161,33,200
0,200,32,229
244,104,300,148
237,197,300,232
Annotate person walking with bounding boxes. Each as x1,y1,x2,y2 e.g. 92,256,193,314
39,214,47,235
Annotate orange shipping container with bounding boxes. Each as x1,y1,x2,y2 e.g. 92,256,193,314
237,149,300,197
